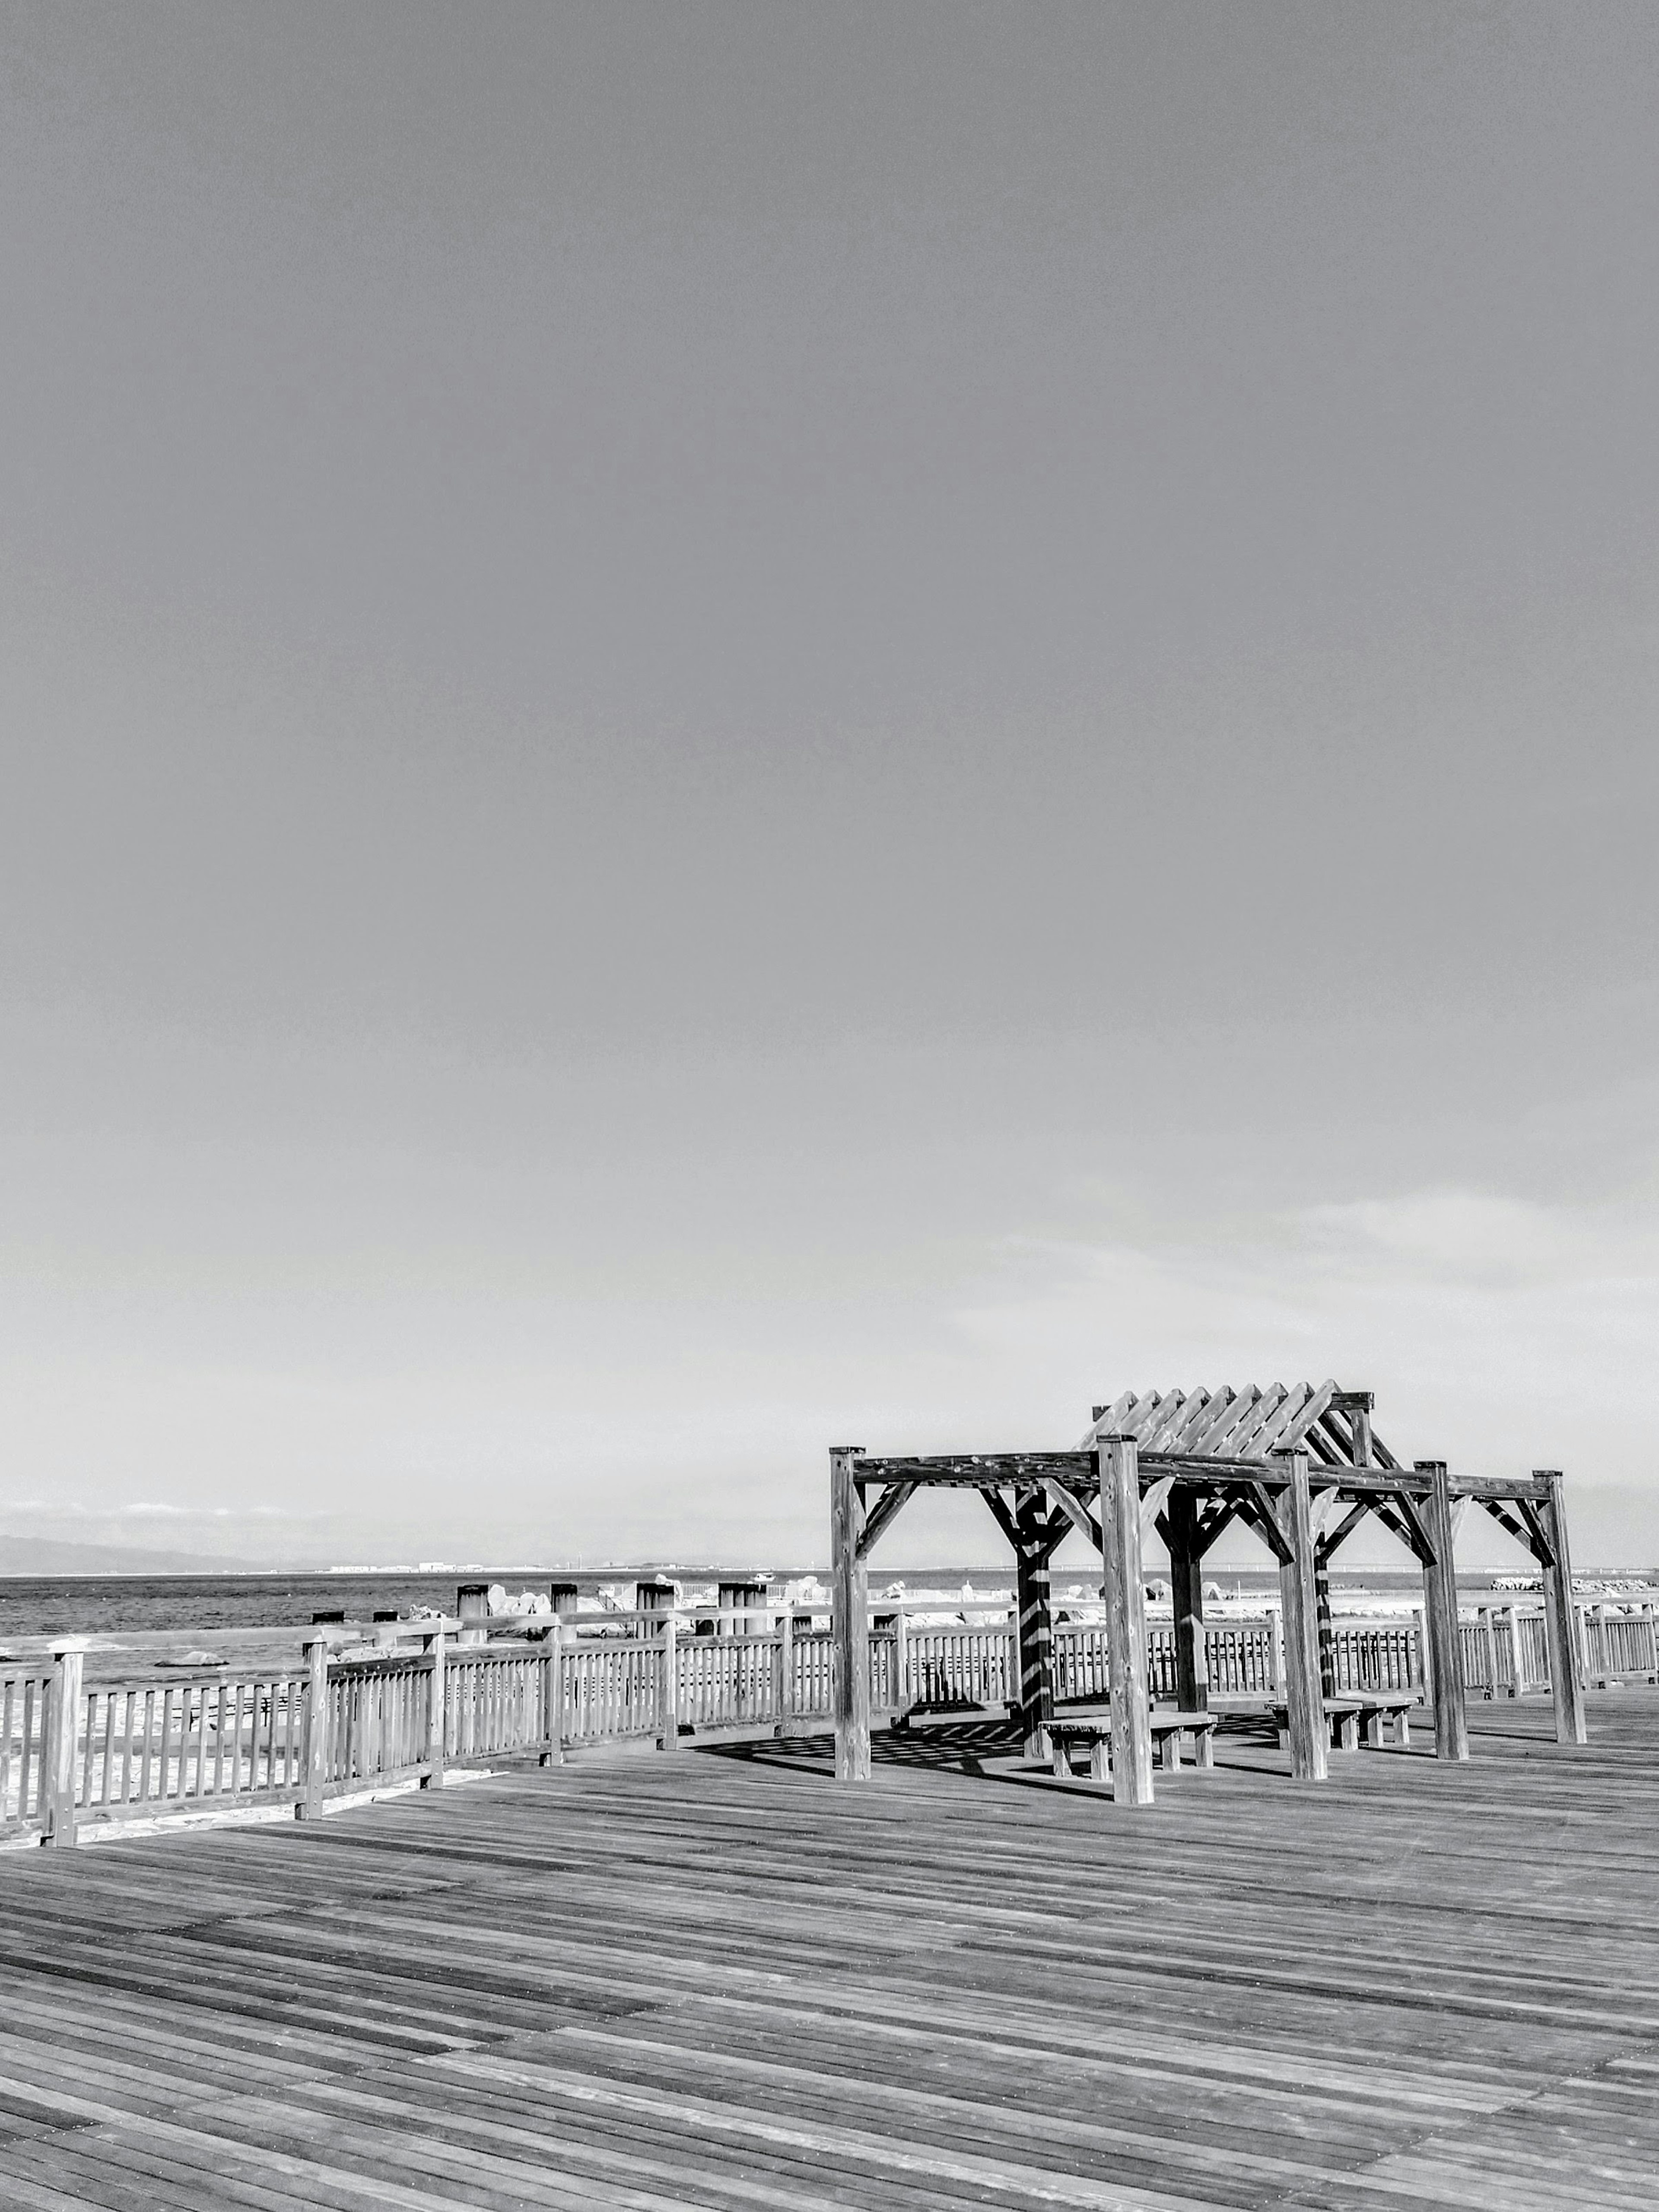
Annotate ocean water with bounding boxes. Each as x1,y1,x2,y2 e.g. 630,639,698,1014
0,1566,777,1646
0,1561,1611,1647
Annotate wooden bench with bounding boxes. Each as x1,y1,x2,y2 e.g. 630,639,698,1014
1270,1694,1418,1752
1048,1711,1218,1781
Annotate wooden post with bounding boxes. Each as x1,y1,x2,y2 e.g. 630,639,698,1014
456,1583,489,1647
46,1641,85,1848
1504,1602,1525,1695
548,1581,580,1621
538,1620,563,1765
1314,1552,1336,1701
776,1606,795,1730
1417,1462,1468,1761
1270,1601,1287,1696
657,1612,680,1751
1165,1486,1208,1715
420,1629,446,1787
718,1579,768,1633
1477,1607,1498,1700
1098,1437,1153,1806
1322,1393,1373,1702
298,1636,330,1820
1015,1491,1056,1757
831,1445,870,1782
1274,1452,1328,1783
1538,1469,1587,1746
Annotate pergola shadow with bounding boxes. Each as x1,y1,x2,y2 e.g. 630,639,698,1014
704,1706,1300,1786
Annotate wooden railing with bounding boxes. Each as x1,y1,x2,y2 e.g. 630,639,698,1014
77,1674,307,1816
5,1594,1647,1847
0,1673,50,1835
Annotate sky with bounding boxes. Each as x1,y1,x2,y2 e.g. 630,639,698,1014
3,3,1657,1572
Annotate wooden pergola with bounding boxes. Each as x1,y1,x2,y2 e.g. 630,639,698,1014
830,1380,1587,1803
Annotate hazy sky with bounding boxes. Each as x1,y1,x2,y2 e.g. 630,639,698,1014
4,4,1657,1570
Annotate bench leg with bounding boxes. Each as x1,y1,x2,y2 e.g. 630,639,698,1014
1276,1725,1290,1751
1089,1739,1110,1783
1337,1712,1359,1753
1194,1726,1214,1770
1394,1711,1411,1748
1363,1711,1386,1750
1052,1742,1071,1779
1160,1733,1181,1771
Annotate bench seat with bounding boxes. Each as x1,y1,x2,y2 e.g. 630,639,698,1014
1269,1693,1419,1751
1047,1710,1218,1780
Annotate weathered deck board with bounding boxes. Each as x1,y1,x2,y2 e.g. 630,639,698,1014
3,1696,1658,2209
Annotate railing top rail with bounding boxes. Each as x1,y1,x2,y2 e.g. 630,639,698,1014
0,1601,812,1665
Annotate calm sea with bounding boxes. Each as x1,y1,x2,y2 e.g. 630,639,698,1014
0,1561,1599,1646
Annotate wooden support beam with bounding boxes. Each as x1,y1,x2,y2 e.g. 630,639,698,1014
1271,1452,1328,1782
1515,1496,1557,1569
1165,1486,1208,1714
1014,1490,1055,1758
1139,1474,1175,1542
979,1486,1020,1550
857,1479,917,1559
1039,1505,1076,1557
1418,1461,1469,1762
1242,1482,1293,1564
1098,1437,1154,1806
1194,1501,1237,1552
831,1447,870,1782
1392,1494,1438,1567
1042,1480,1104,1556
852,1451,1555,1500
1478,1496,1534,1550
1316,1501,1373,1561
1538,1470,1588,1747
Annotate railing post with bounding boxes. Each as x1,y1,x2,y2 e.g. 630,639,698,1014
46,1641,86,1848
457,1582,489,1647
776,1607,795,1730
420,1629,445,1788
658,1613,681,1751
297,1636,330,1820
1504,1603,1524,1695
539,1621,563,1766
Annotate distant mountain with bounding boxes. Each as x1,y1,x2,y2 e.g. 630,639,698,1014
0,1534,263,1576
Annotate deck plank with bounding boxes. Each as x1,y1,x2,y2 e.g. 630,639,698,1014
2,1696,1658,2209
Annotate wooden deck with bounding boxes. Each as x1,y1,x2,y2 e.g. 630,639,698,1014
2,1695,1658,2211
